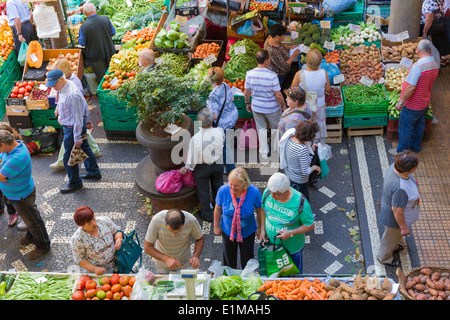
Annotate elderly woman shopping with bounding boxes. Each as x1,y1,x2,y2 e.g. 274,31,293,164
214,167,265,269
261,172,315,274
206,66,238,174
377,151,420,267
291,49,330,144
70,206,123,275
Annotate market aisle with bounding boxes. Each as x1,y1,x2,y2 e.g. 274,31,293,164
390,66,450,267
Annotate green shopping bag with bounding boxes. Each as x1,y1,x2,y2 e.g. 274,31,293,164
17,42,28,67
258,238,300,278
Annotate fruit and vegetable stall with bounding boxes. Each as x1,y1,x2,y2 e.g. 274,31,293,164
1,264,449,300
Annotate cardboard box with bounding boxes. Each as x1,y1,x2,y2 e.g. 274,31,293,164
227,11,268,43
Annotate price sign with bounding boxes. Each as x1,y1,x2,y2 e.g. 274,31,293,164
234,45,246,55
299,44,310,53
324,41,336,51
400,57,413,68
397,31,409,42
333,74,345,84
39,84,48,91
30,53,38,63
204,54,217,66
348,24,361,32
110,77,119,87
360,76,374,87
291,31,299,40
320,20,331,29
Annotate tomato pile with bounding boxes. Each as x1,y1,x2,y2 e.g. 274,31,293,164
101,70,136,91
249,0,277,11
224,78,245,92
72,273,136,300
9,81,35,99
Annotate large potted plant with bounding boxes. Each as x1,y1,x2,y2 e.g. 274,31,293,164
115,57,211,172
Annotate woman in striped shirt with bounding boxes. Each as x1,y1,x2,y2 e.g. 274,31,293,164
283,120,321,201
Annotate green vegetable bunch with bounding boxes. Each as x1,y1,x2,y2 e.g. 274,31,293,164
228,38,261,59
344,84,386,105
210,275,263,300
293,22,330,46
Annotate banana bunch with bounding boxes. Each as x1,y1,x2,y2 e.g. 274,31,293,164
388,90,434,119
108,49,139,74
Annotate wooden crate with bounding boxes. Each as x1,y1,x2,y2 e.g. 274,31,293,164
22,48,84,81
26,81,50,110
6,105,28,116
346,126,384,138
325,117,342,144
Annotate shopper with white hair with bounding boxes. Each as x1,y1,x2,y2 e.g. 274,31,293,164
261,172,315,274
138,48,156,73
389,39,439,156
180,108,225,222
78,2,116,83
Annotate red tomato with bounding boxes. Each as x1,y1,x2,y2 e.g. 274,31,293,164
84,288,96,299
111,284,122,293
72,290,84,300
75,279,85,290
123,285,132,297
24,92,29,96
85,280,97,290
17,94,23,99
112,292,122,300
25,85,32,92
80,275,91,282
27,81,34,86
110,273,120,285
100,276,110,285
101,284,111,292
12,86,19,94
10,93,17,98
18,87,25,94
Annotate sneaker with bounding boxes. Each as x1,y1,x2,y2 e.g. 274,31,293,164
94,152,102,158
388,148,398,156
17,221,27,230
28,247,50,260
49,161,65,170
8,213,18,227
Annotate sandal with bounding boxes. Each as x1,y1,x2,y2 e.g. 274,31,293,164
8,213,18,227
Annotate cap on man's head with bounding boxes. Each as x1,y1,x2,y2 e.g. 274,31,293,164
46,69,64,87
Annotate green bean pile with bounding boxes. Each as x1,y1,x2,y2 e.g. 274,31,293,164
344,84,386,105
4,272,75,300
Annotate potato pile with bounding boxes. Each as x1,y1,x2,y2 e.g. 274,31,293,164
339,44,383,85
404,268,450,300
327,275,396,300
381,40,420,62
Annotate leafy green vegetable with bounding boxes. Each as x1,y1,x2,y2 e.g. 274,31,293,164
240,275,263,300
210,276,244,300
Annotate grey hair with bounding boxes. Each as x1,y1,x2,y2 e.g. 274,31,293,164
197,108,213,127
417,39,432,53
83,2,96,14
139,48,155,62
267,172,291,193
0,129,15,145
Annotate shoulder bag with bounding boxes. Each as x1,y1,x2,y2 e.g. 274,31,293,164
114,229,143,274
300,70,318,112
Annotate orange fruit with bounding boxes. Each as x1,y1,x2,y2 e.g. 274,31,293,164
119,275,129,286
123,285,132,297
111,284,122,293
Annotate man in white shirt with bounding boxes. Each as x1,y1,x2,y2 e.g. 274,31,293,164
179,108,225,222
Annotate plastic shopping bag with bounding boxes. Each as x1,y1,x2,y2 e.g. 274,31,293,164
237,119,259,151
317,143,331,179
155,169,183,194
181,169,196,187
18,42,28,66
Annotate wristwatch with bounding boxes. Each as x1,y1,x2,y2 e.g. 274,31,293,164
289,230,294,238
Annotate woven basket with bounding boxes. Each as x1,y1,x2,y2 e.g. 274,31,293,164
397,266,450,300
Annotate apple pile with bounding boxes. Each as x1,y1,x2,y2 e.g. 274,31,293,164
72,273,135,300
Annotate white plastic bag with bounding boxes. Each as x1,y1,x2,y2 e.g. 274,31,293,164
33,4,61,38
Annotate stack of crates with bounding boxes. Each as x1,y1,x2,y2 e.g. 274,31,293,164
97,75,139,140
332,0,365,23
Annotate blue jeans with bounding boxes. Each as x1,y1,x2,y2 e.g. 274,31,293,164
63,125,101,187
397,106,428,153
223,134,235,173
288,247,304,275
290,180,310,202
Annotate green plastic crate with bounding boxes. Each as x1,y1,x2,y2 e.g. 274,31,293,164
30,110,62,129
343,84,389,117
333,0,364,22
234,95,253,119
100,103,137,118
102,116,138,131
343,114,388,128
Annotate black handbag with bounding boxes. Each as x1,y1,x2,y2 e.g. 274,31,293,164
114,229,143,274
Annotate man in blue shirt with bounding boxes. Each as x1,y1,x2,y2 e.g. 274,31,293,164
78,2,116,83
6,0,38,55
0,129,50,260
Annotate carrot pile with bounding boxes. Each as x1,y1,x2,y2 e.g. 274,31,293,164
193,42,221,59
257,278,333,300
121,26,156,43
324,50,340,64
224,78,245,91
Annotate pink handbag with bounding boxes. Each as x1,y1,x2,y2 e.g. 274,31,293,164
155,170,183,194
237,119,259,151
